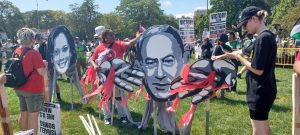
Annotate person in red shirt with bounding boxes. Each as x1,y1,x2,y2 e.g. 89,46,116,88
294,52,300,74
14,28,46,134
90,29,140,125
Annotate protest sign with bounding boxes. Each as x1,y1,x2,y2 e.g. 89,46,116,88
179,18,195,44
209,11,227,39
38,103,62,135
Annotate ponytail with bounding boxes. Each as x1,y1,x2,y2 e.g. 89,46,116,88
256,10,268,22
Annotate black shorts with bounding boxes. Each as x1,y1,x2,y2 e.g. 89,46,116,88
249,109,269,121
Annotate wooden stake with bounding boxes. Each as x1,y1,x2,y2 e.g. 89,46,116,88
293,73,300,135
110,85,116,125
0,85,13,135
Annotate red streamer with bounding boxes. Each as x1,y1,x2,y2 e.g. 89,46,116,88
178,104,197,127
171,71,216,94
166,97,180,112
121,92,133,107
98,68,115,112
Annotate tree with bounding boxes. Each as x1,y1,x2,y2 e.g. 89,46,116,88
194,14,209,39
67,0,100,39
272,0,300,37
116,0,165,34
0,0,25,38
209,0,270,30
100,12,133,39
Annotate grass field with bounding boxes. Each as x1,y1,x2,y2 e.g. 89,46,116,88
5,60,294,135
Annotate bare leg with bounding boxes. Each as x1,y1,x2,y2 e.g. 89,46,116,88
27,112,39,135
19,111,28,131
251,119,272,135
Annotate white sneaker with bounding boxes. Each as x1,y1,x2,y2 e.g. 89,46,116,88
104,118,111,125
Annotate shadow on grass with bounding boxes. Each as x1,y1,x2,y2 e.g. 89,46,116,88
212,97,290,113
58,99,103,117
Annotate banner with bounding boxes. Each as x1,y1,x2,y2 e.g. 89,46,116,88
209,11,227,39
179,19,195,44
38,103,61,135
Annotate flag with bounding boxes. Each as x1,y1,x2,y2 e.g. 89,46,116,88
291,17,300,39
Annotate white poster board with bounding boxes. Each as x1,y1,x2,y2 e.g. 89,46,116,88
38,103,62,135
179,18,195,44
209,11,227,39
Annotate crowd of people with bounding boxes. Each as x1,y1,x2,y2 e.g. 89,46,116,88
0,5,299,135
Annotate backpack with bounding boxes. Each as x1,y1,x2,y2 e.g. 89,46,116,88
4,48,34,87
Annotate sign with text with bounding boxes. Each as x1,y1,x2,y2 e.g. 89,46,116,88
209,11,227,39
179,18,195,44
38,103,61,135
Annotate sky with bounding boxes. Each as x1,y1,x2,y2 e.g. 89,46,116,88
7,0,210,18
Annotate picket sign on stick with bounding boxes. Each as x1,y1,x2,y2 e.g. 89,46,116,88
292,73,300,135
87,114,95,135
80,115,93,135
92,115,102,135
79,114,102,135
0,85,13,135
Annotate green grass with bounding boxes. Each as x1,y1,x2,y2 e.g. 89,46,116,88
6,60,294,135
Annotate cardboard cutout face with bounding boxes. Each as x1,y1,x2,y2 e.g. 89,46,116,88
48,25,76,74
137,25,187,101
53,33,71,73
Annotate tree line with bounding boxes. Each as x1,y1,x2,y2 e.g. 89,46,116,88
0,0,299,40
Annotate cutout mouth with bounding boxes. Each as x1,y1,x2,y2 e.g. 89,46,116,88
57,59,68,68
153,83,170,91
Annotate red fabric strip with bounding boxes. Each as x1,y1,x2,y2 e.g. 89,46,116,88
181,64,191,83
134,85,143,102
98,68,115,112
178,104,197,127
171,71,216,94
166,97,180,112
121,92,133,107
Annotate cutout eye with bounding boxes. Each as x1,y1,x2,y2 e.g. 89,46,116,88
62,45,69,52
54,48,60,56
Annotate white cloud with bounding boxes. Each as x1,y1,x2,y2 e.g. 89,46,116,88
161,0,172,7
174,12,194,19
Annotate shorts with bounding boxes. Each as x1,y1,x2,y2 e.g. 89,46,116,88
249,109,269,121
15,90,44,112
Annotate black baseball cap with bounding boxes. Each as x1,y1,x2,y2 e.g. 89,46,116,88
237,6,261,29
219,34,228,43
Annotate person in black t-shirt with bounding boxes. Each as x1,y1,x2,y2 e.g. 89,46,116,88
226,6,277,135
201,38,213,59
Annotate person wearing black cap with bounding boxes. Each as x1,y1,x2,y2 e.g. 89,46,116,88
226,6,277,135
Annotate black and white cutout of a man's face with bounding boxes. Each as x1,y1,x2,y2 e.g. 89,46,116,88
54,33,71,74
137,25,186,101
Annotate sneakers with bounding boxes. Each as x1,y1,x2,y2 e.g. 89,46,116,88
104,118,111,125
120,117,127,123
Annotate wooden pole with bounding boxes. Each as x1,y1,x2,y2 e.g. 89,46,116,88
43,61,50,102
153,101,157,135
205,99,210,135
293,73,300,135
0,85,13,135
110,85,116,125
